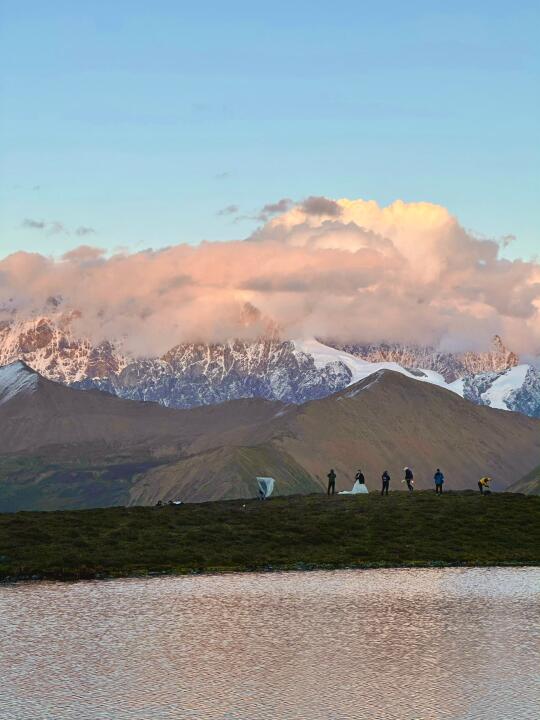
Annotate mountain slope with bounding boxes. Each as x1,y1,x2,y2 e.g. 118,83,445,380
0,361,283,458
129,444,320,504
0,361,298,510
1,363,539,510
508,466,540,495
275,370,540,493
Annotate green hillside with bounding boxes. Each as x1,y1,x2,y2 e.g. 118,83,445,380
0,445,321,512
1,491,538,582
0,454,154,512
508,465,540,495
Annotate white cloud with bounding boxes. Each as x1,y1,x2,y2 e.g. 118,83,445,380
3,198,539,358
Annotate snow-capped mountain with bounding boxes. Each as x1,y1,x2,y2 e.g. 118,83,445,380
0,316,126,383
0,361,39,406
293,340,540,416
75,337,352,406
0,316,538,417
457,365,540,416
327,335,520,383
293,339,456,391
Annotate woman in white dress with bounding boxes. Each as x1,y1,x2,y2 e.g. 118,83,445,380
353,469,369,494
340,469,369,494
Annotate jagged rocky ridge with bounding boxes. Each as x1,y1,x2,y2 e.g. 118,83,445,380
75,339,351,406
328,335,520,383
0,316,539,417
0,316,125,383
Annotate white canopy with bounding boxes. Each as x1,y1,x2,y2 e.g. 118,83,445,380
256,476,275,499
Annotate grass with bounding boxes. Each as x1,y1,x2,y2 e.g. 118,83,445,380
0,491,538,582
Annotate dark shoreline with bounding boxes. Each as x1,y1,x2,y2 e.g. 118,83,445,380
1,492,539,584
2,559,538,586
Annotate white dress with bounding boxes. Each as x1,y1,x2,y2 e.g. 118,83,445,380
339,480,369,495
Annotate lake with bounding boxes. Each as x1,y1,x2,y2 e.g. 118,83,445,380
0,568,538,719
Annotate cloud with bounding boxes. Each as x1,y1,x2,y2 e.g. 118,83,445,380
4,197,540,358
217,204,240,217
261,198,293,215
22,219,93,236
61,246,106,263
300,196,342,217
256,198,293,222
22,218,66,234
256,197,337,223
22,218,46,230
49,221,67,235
75,226,97,237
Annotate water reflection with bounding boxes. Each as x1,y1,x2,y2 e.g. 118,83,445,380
0,568,538,719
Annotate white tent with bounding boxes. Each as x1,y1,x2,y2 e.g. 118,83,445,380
339,479,369,495
256,476,275,499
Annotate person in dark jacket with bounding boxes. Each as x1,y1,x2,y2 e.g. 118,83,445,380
434,469,444,494
355,469,365,485
381,470,390,496
327,468,336,495
403,467,414,492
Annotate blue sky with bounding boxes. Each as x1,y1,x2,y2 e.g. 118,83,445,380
1,0,538,260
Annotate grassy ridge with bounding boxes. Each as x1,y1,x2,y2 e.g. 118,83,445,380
0,491,538,581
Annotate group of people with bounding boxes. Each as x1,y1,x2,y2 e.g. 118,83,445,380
326,467,493,495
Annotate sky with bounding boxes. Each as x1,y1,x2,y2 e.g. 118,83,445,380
1,0,539,261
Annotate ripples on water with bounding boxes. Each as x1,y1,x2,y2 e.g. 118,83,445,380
0,568,538,720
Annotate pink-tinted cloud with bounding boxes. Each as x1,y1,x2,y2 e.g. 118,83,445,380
1,198,539,357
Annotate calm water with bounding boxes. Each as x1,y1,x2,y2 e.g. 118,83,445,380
0,568,538,720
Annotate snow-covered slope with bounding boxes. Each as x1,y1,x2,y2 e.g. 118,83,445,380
459,365,540,416
0,361,39,406
295,341,540,412
329,335,520,383
482,365,531,410
293,339,458,393
505,366,540,416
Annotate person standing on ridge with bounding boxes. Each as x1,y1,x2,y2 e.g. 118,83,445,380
327,468,336,495
403,467,414,492
381,470,390,496
478,476,491,494
434,469,444,494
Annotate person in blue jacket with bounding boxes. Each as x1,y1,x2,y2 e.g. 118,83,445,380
434,468,445,494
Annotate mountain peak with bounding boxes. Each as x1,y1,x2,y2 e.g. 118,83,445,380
0,360,40,406
0,317,538,418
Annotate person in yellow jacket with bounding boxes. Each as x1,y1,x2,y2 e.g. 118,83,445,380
478,476,491,494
